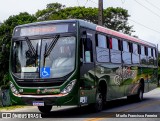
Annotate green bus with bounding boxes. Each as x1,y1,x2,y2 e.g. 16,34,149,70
9,19,158,113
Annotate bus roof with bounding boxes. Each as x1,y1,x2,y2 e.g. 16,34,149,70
15,19,156,48
15,19,79,28
95,26,156,48
78,20,156,48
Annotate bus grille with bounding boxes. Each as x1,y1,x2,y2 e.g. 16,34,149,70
16,81,64,87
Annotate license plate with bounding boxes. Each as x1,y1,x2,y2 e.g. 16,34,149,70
33,101,44,106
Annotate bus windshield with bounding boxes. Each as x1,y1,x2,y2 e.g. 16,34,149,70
12,36,76,79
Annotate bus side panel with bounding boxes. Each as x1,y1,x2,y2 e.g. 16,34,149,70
107,65,125,100
140,67,149,93
94,63,125,100
124,66,139,96
148,67,158,91
124,66,156,96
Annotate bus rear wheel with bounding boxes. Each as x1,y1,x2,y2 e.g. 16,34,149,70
38,105,52,113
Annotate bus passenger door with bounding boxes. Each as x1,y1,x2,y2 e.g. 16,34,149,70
79,30,96,105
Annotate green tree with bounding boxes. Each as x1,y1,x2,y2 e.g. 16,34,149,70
0,12,37,86
36,3,134,35
104,7,134,35
36,3,65,21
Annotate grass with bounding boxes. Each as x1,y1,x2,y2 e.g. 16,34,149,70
0,105,24,111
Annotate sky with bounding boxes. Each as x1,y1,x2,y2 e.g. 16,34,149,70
0,0,160,47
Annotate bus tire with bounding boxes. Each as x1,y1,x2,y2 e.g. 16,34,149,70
92,91,103,112
38,105,52,113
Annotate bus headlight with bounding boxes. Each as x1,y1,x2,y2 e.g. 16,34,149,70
10,82,19,95
61,80,76,94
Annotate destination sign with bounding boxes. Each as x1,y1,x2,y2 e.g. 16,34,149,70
13,23,76,37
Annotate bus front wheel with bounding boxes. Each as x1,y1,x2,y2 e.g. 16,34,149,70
91,91,103,112
38,105,52,113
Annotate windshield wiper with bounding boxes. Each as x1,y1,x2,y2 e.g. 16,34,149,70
25,37,36,56
25,37,38,66
44,35,60,57
43,35,60,66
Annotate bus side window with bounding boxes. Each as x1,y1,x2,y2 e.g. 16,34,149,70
129,43,133,53
153,49,157,66
133,43,138,54
145,47,148,56
154,49,157,58
81,38,93,63
123,41,129,52
118,39,123,51
132,43,140,64
110,37,122,63
112,38,119,50
141,45,145,55
109,37,112,49
148,47,154,65
148,48,151,56
122,40,132,64
96,34,110,62
97,34,107,48
151,48,153,57
138,45,141,54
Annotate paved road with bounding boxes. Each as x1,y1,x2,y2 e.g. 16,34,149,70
1,88,160,121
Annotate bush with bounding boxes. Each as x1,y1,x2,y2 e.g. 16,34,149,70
1,84,9,90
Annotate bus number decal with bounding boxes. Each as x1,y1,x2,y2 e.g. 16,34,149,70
80,97,88,104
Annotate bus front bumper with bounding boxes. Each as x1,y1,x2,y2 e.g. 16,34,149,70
10,93,77,106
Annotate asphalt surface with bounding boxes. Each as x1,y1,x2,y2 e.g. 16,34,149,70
1,88,160,121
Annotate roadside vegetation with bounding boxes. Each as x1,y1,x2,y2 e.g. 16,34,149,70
0,105,24,111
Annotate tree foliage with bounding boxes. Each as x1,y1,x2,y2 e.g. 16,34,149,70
0,12,37,86
36,3,134,35
104,7,134,35
36,3,66,20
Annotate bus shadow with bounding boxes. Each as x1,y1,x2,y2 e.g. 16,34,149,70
104,97,149,110
42,97,151,118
